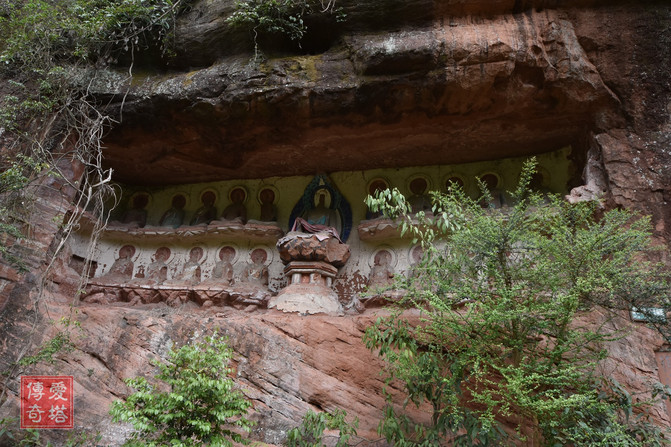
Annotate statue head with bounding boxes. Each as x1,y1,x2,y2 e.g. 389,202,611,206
230,187,246,204
260,188,275,204
201,191,216,207
219,246,236,262
314,189,330,208
530,171,548,191
132,194,149,210
171,194,186,209
119,245,136,259
480,173,499,190
369,179,388,196
409,178,428,196
374,249,392,267
189,247,203,263
154,247,171,263
250,248,267,265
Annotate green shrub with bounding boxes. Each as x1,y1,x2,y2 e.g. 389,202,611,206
286,408,358,447
227,0,345,47
0,0,192,69
110,333,254,447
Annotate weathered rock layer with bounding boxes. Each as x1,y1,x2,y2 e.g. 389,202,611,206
1,0,670,445
99,1,663,186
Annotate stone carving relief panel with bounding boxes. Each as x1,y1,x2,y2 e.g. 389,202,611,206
81,242,279,309
74,147,574,313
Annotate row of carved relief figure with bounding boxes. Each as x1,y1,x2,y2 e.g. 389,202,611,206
116,169,549,229
82,243,424,310
82,245,272,308
118,187,278,228
366,170,550,218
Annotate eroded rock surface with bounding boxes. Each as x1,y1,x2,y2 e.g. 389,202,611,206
1,0,671,445
98,4,633,185
0,298,420,444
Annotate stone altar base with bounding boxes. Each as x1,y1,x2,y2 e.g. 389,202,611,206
268,261,343,315
82,282,272,309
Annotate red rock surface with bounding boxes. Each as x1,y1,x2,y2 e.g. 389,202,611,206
101,5,621,185
1,0,670,445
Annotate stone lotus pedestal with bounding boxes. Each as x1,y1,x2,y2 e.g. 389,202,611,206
269,231,350,315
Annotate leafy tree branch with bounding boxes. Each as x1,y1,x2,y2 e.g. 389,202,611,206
364,158,671,446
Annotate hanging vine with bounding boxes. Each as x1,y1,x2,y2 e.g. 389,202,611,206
0,0,193,403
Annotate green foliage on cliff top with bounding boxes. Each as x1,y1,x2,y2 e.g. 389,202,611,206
0,0,192,131
227,0,345,48
0,0,190,69
364,159,671,446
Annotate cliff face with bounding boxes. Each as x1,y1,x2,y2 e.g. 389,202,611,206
1,0,670,445
103,3,621,185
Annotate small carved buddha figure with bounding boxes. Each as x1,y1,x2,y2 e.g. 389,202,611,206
368,249,395,291
366,179,389,220
191,191,217,225
159,194,186,228
230,248,271,306
131,247,170,286
121,194,148,228
293,189,342,239
81,245,136,303
164,247,204,307
197,246,236,308
220,187,247,223
211,246,236,286
165,247,203,287
93,245,135,285
241,249,269,287
259,188,278,222
126,246,171,305
360,248,402,308
408,177,432,214
308,191,336,227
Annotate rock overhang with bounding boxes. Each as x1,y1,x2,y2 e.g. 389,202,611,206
96,5,620,185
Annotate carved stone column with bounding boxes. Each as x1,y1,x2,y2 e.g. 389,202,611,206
269,232,350,315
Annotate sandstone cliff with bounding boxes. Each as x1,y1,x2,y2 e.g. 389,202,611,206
0,0,670,445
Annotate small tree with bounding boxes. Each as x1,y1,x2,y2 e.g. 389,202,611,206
286,408,359,447
110,333,253,447
363,159,671,446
